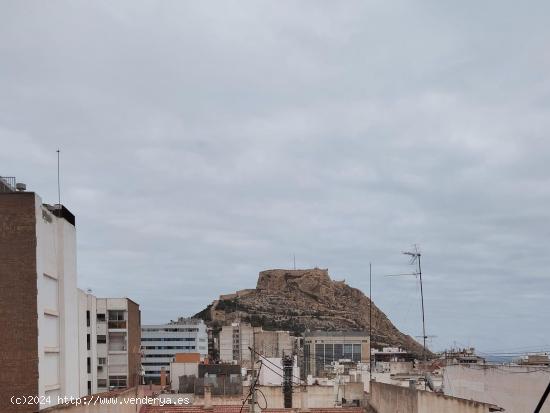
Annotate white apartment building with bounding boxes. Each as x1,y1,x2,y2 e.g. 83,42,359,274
78,293,142,394
141,318,208,384
0,187,82,410
0,178,140,412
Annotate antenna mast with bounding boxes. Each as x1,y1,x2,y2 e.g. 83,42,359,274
56,149,61,206
369,262,373,383
402,245,427,362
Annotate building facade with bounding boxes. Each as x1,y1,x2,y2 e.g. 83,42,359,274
219,322,255,366
0,184,80,412
303,331,370,378
141,318,208,384
0,178,140,412
219,322,293,368
78,293,142,393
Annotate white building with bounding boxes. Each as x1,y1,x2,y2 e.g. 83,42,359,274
258,356,300,386
0,178,140,411
78,293,142,394
0,187,82,410
141,318,208,384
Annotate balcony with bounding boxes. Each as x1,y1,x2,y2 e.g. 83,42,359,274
108,320,127,330
108,332,127,353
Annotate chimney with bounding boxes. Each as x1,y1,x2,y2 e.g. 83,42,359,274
160,367,167,388
204,384,212,409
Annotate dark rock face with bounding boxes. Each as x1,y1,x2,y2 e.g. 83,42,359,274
195,268,428,358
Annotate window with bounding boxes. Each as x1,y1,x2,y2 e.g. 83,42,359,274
109,375,127,389
108,311,126,329
315,344,324,376
108,310,125,321
108,332,126,351
87,380,91,395
325,344,334,364
97,335,106,344
304,344,310,375
98,357,106,365
343,344,353,359
87,334,91,350
352,344,361,362
87,357,91,374
97,314,106,322
86,311,90,327
334,344,343,361
97,379,107,388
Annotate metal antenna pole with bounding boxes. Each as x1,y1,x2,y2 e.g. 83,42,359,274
418,254,427,362
56,149,61,206
369,262,373,383
250,345,257,412
400,246,428,363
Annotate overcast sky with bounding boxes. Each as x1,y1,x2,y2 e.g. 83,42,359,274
1,1,549,354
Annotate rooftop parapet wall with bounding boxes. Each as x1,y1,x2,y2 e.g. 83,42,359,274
369,381,498,413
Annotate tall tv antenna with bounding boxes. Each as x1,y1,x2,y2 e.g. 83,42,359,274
369,262,373,382
56,149,61,206
386,245,428,361
402,245,427,361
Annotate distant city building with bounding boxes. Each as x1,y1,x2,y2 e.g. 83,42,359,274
177,364,242,395
303,331,371,377
438,347,485,366
0,179,140,411
520,353,550,366
169,353,202,392
219,322,293,368
219,322,255,366
141,318,208,384
372,347,415,363
79,292,141,393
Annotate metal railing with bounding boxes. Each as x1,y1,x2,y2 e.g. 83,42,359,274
108,320,127,329
0,176,16,192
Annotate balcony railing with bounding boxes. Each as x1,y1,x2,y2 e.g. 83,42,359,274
108,320,127,329
0,177,16,192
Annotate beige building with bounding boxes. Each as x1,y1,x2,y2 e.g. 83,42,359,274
219,322,255,366
219,322,293,368
303,331,370,378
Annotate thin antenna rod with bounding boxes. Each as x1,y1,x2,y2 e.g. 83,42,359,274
56,149,61,206
369,262,373,383
400,246,428,362
418,253,427,362
293,254,296,270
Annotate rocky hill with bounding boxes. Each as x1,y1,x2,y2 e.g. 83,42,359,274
194,268,428,358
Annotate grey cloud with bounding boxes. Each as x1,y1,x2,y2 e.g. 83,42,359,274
1,1,549,353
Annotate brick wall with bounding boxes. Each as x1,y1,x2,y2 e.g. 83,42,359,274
126,300,141,388
0,193,39,413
